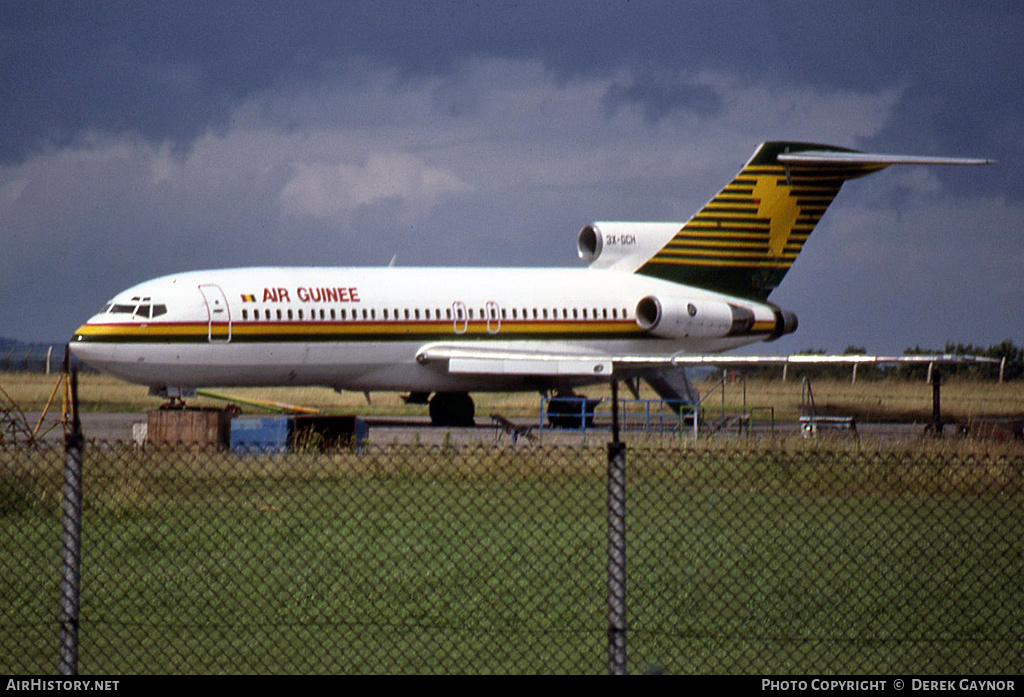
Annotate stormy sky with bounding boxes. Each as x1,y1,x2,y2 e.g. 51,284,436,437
1,1,1021,354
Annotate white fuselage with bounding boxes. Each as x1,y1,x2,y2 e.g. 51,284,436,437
71,266,784,393
67,141,991,398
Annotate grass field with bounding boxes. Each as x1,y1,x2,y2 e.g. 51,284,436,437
2,442,1022,674
3,369,1022,673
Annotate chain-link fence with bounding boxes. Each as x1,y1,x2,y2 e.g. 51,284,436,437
2,438,1022,674
0,346,91,375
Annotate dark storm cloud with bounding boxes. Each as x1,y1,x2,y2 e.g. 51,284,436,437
603,74,722,121
1,1,333,162
5,1,1017,196
762,2,1024,195
0,1,769,163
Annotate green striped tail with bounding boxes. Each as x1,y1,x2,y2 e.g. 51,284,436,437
637,142,888,300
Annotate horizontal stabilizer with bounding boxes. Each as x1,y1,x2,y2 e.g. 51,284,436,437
777,151,994,167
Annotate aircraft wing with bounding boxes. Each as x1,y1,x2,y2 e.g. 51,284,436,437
415,344,998,377
667,354,999,367
416,345,618,377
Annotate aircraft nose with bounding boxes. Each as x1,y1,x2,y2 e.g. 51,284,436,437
69,314,105,361
72,315,100,341
68,322,112,372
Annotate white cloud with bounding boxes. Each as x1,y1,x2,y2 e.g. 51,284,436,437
715,74,903,142
0,177,27,206
279,153,471,220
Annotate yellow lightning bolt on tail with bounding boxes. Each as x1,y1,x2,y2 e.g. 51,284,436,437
753,175,801,258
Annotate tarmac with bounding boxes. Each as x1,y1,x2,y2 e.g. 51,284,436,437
18,410,927,446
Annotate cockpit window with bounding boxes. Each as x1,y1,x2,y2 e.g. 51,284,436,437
105,300,168,319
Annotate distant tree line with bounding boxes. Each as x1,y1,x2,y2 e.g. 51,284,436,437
896,340,1024,381
744,341,1024,382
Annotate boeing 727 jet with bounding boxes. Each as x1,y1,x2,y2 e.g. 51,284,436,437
70,142,991,425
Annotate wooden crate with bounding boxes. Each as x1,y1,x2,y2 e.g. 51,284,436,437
147,407,231,447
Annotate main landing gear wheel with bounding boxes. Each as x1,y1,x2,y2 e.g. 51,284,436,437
429,392,476,427
546,392,599,429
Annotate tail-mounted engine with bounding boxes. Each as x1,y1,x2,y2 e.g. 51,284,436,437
635,296,753,339
769,308,799,340
577,222,681,272
635,295,799,340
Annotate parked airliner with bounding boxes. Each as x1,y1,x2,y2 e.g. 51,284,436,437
70,142,991,425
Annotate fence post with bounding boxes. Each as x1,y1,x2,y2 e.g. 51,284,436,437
58,370,83,675
929,368,943,437
607,381,627,675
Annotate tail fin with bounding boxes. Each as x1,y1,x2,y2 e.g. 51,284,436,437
636,141,990,300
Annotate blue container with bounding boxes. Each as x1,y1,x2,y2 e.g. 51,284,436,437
230,416,292,453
